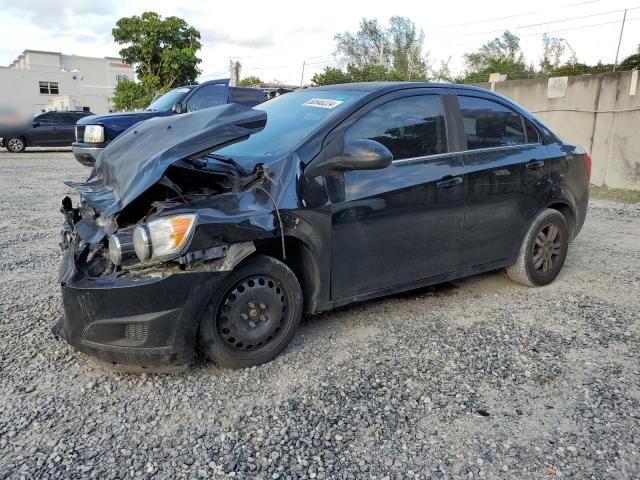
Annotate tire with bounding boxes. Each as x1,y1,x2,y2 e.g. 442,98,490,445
5,137,26,153
507,208,569,287
199,255,303,368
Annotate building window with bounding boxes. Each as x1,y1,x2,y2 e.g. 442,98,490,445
116,75,129,84
39,81,59,95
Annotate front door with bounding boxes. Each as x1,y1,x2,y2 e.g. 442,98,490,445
329,93,466,300
27,112,59,145
454,95,550,269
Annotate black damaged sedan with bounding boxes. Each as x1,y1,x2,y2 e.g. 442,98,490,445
56,82,590,370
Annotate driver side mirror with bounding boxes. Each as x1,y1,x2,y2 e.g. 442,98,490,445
32,121,40,128
171,103,183,114
305,138,393,177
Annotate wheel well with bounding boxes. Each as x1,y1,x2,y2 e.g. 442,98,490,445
252,237,320,315
548,203,576,238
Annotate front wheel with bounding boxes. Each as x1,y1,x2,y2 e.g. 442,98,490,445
507,208,569,287
199,255,303,368
5,137,26,153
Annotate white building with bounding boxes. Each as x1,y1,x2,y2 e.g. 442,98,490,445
0,50,135,115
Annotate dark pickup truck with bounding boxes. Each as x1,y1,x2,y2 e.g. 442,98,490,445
72,79,267,166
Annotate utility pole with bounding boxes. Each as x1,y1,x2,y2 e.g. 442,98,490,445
613,9,627,72
436,56,452,83
233,61,241,86
561,39,577,64
300,61,305,88
229,57,234,84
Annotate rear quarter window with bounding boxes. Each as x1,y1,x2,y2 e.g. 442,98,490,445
525,118,541,144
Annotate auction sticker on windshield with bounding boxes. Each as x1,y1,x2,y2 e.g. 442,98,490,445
303,98,344,109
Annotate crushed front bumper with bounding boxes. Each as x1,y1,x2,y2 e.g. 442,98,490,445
55,247,228,368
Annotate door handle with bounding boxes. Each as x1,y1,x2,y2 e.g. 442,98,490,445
436,176,463,188
526,159,545,169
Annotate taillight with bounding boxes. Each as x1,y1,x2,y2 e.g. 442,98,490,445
582,153,592,179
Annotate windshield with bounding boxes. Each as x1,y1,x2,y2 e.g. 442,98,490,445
146,87,192,112
217,90,367,158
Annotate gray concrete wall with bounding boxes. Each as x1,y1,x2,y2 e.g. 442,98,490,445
475,71,640,190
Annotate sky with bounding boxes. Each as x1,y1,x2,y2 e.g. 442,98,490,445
0,0,639,85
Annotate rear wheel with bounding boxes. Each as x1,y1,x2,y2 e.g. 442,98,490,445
6,137,26,153
507,209,569,287
199,255,303,368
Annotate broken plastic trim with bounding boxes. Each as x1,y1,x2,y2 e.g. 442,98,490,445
124,241,256,278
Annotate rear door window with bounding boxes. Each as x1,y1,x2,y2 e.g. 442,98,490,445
458,96,525,150
229,89,259,106
186,84,227,112
59,114,78,126
345,95,447,160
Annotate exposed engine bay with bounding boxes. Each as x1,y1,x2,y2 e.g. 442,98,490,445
58,103,278,281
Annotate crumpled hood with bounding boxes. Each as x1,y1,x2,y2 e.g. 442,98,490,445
66,103,266,217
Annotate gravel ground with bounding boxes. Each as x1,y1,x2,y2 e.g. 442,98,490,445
1,150,639,479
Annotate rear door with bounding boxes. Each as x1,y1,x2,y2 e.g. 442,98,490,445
56,113,80,145
329,91,466,300
26,112,59,145
454,95,550,269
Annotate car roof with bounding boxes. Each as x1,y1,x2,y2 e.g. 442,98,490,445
42,111,90,115
309,81,490,95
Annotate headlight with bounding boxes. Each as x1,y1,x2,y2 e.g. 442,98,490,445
83,125,104,143
108,233,135,265
133,214,196,262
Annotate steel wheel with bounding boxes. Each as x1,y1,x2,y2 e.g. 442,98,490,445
507,208,569,287
532,223,563,276
199,255,303,368
6,137,25,153
217,275,288,351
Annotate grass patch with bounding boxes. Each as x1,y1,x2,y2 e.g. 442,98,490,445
590,185,640,204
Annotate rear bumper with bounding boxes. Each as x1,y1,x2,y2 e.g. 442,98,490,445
71,143,106,167
56,248,228,368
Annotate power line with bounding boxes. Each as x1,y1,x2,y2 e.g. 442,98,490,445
430,0,603,30
436,16,640,48
304,59,339,66
431,7,639,41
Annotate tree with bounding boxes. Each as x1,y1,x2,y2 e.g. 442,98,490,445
310,64,406,86
540,34,567,76
111,80,149,111
112,12,202,91
459,31,535,83
239,76,262,87
333,17,429,81
334,19,388,69
345,64,405,82
311,67,353,86
620,45,640,71
387,16,428,80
